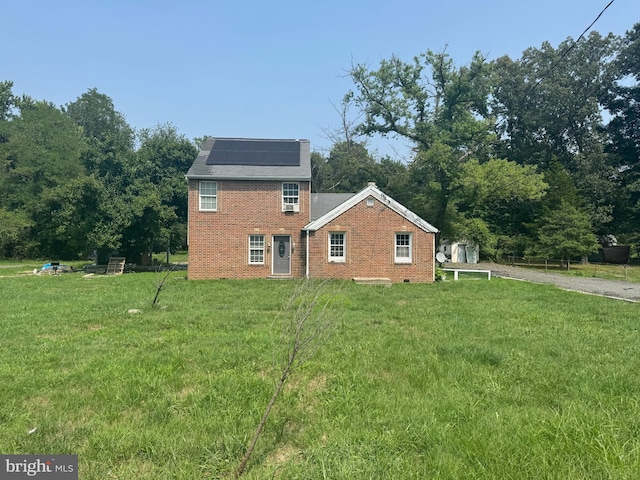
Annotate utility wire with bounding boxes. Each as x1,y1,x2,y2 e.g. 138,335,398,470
480,1,617,201
527,0,615,96
494,0,615,140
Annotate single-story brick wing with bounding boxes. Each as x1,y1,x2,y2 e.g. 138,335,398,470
185,137,439,282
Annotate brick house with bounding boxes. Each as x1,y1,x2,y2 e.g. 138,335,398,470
186,137,439,282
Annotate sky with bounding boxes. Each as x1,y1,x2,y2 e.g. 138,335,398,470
2,0,638,161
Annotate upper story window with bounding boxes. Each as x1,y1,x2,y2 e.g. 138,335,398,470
395,233,412,263
199,181,217,211
282,183,299,212
329,232,346,262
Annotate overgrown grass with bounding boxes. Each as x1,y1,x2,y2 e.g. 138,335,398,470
556,262,639,282
1,271,639,478
501,260,640,283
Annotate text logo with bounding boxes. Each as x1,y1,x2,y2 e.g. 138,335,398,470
0,455,77,479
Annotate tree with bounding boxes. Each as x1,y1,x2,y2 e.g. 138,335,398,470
535,201,599,269
310,151,331,193
323,140,381,193
493,32,617,168
450,158,547,257
603,23,640,235
65,89,141,260
65,88,135,181
0,80,16,122
492,32,620,233
135,124,198,253
31,176,109,258
375,156,409,204
0,96,87,257
348,50,495,233
0,97,86,211
235,279,341,478
0,207,32,257
64,88,134,149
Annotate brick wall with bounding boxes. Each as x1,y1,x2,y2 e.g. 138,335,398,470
187,179,310,280
307,197,436,283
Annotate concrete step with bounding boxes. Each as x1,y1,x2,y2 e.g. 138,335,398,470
352,277,392,286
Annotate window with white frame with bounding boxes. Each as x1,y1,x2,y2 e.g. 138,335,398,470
395,233,412,263
282,183,299,211
199,181,217,211
248,235,265,264
329,232,346,262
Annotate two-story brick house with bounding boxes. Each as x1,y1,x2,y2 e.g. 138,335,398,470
186,137,439,282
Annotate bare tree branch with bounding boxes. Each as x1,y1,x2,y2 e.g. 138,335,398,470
234,279,344,478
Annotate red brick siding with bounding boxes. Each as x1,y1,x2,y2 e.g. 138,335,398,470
188,180,310,279
307,198,435,283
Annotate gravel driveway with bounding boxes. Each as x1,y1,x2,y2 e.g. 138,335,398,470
448,263,640,303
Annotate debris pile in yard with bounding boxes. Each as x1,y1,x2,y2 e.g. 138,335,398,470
34,263,75,275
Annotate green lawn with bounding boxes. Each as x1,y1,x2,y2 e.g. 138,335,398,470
558,262,639,282
501,260,640,283
1,271,639,479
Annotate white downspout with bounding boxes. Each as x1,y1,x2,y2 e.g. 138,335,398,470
305,230,310,279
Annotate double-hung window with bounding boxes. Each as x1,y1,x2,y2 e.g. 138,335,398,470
199,181,217,211
282,183,299,211
395,233,412,263
248,235,265,265
329,232,346,262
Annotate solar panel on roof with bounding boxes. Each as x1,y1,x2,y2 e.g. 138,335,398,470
205,139,301,166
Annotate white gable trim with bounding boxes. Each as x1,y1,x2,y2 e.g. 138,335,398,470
303,184,438,233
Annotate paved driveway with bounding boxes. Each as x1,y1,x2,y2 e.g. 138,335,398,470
448,263,640,303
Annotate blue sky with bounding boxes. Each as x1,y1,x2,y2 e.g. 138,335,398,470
2,0,638,160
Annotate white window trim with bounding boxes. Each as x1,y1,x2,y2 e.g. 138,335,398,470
395,233,413,264
248,234,265,265
328,232,346,263
282,182,300,212
199,181,217,211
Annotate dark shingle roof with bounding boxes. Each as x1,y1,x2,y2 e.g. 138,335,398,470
310,193,356,220
186,137,311,180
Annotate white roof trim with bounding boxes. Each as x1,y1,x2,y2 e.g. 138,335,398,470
303,184,439,233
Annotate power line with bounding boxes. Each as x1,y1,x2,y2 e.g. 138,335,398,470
527,0,616,96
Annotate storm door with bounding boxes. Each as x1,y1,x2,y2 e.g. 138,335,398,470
272,235,291,275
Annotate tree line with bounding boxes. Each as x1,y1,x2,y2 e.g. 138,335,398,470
1,24,638,262
312,24,640,262
0,87,197,262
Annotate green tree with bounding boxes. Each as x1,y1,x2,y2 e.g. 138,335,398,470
0,207,32,257
324,140,381,193
65,88,134,150
31,176,110,258
535,201,599,269
0,96,87,257
348,50,494,234
0,80,16,122
493,32,620,233
603,23,640,235
310,151,332,193
65,89,138,260
451,158,547,257
133,124,197,254
0,97,86,211
493,32,617,168
375,156,409,205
